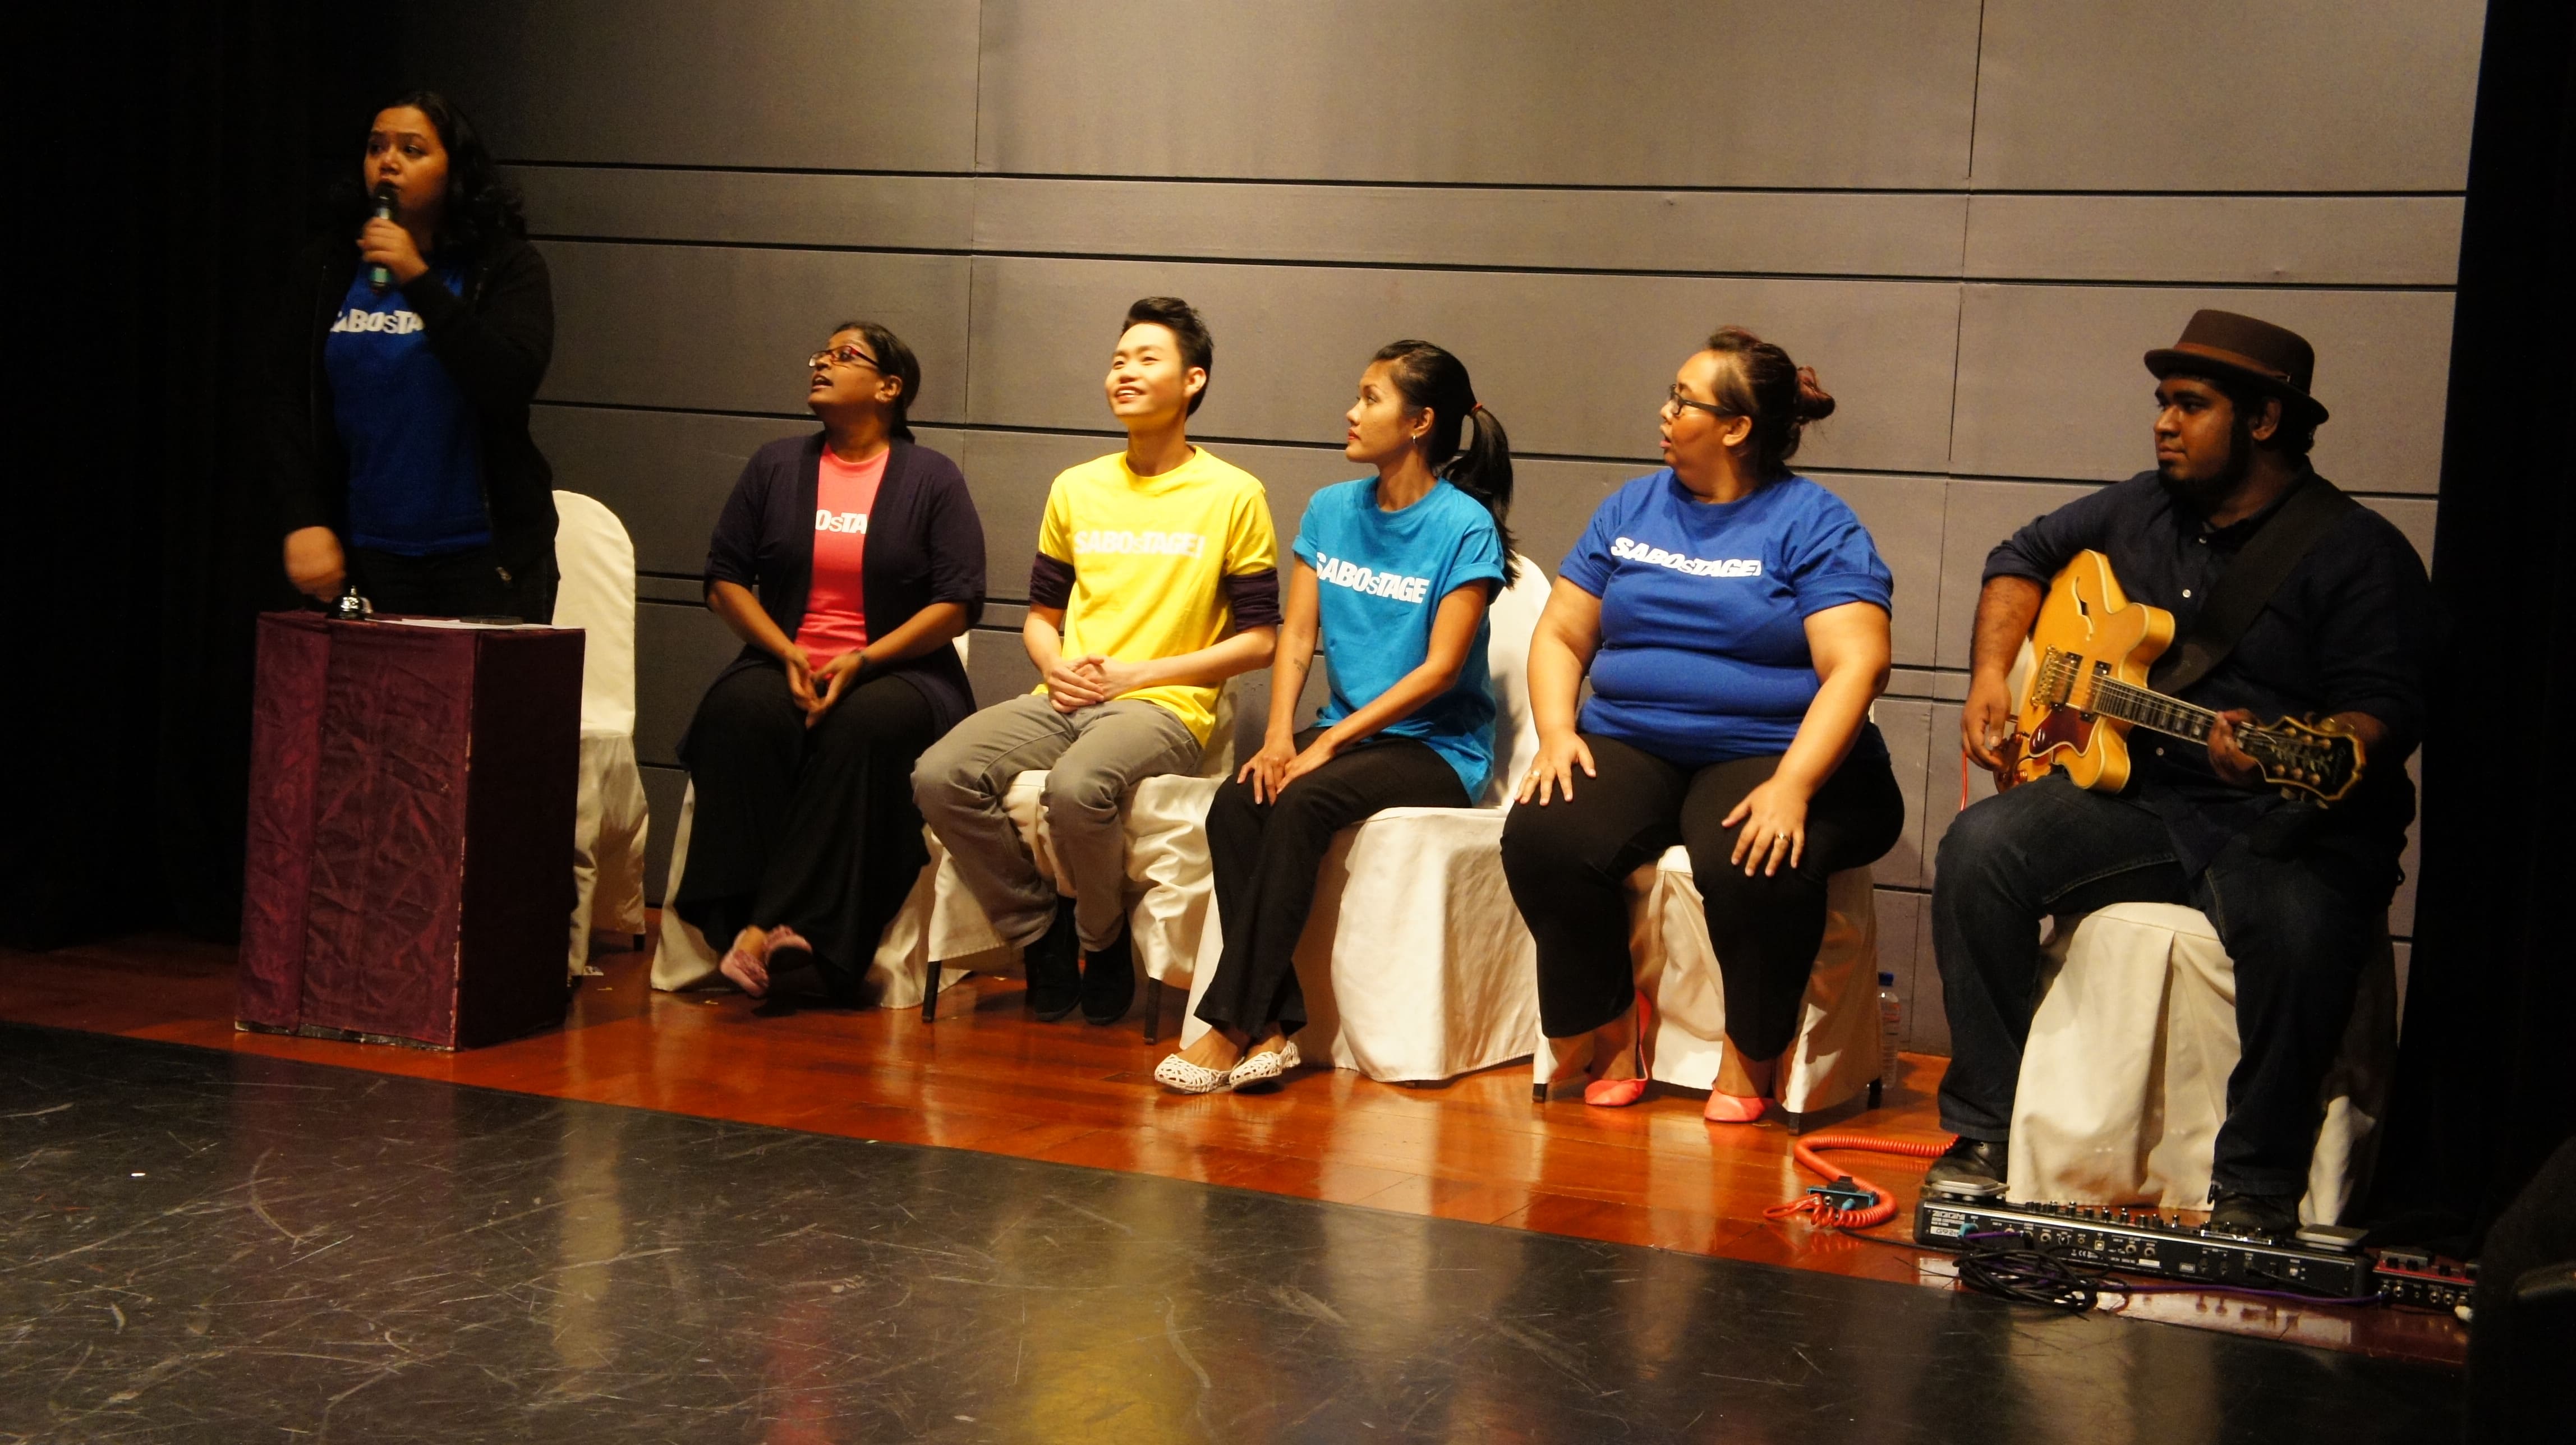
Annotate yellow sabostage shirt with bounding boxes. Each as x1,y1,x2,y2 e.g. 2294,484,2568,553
1034,447,1278,743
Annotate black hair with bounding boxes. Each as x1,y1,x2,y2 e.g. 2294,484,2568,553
2169,366,2321,458
1120,296,1214,415
1700,326,1836,480
335,90,526,257
1372,339,1520,585
829,320,923,441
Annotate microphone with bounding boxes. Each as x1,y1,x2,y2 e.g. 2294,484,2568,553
367,183,398,293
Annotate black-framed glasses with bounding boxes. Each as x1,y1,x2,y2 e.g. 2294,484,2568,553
808,346,881,372
1664,383,1731,421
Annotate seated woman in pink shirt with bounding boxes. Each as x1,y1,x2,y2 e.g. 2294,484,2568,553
674,321,987,1005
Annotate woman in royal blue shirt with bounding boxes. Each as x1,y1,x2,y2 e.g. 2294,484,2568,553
1154,341,1515,1094
1502,328,1903,1124
266,91,560,620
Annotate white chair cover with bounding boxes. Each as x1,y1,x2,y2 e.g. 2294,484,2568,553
1161,555,1551,1082
1552,856,1880,1115
2006,901,2399,1225
552,491,649,977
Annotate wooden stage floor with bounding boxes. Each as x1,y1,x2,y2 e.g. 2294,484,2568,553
0,927,2465,1368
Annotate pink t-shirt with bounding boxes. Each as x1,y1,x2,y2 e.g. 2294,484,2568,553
792,445,887,664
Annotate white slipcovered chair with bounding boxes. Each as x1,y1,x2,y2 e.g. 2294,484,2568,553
1542,857,1884,1122
652,636,984,1006
908,684,1242,1030
551,491,651,979
2006,902,2400,1225
1152,553,1551,1080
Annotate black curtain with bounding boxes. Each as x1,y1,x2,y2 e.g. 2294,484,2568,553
2369,0,2576,1247
4,5,396,949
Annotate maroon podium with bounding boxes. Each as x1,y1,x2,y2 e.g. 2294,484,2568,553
237,613,583,1048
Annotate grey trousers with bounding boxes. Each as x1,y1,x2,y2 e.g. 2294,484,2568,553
911,693,1202,951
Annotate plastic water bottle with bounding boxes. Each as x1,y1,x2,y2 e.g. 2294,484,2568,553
1877,971,1903,1090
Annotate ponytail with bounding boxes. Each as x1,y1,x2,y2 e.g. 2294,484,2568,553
1370,339,1521,585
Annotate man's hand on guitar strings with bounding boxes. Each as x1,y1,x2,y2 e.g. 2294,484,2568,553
2206,709,2265,789
1960,673,2016,771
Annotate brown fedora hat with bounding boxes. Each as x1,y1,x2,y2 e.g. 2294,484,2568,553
2145,309,2329,425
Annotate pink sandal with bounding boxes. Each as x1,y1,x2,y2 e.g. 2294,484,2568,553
1583,992,1655,1108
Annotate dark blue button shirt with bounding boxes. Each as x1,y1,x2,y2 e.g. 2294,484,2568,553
1983,468,2432,886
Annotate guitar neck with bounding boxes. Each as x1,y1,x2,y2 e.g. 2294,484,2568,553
2082,676,2222,746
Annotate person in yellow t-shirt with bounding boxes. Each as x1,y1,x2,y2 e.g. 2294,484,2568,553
913,297,1280,1025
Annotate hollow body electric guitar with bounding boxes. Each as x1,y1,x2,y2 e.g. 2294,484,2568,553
2003,550,2365,804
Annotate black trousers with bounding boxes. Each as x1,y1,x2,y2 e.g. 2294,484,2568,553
673,664,939,1002
1931,772,2390,1197
1194,729,1471,1037
350,544,557,623
1499,733,1905,1057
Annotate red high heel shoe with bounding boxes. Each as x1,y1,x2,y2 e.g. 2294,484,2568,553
1582,991,1655,1108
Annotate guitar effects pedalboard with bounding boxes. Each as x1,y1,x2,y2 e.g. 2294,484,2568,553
1913,1196,2476,1306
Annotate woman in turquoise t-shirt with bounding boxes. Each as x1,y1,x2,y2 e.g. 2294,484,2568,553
1154,341,1515,1094
1502,327,1903,1125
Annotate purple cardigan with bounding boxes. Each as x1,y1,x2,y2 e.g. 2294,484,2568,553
693,435,986,741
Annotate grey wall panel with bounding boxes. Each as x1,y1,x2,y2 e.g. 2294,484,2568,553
403,1,979,171
538,243,970,421
513,168,974,251
1968,1,2485,191
1873,701,1934,890
1934,480,2094,669
1965,196,2465,287
963,624,1039,711
976,1,1980,188
1901,892,1950,1055
641,763,686,908
533,406,813,574
967,258,1962,472
1949,285,2455,495
974,180,1968,279
636,600,755,768
1921,703,2003,892
1816,475,1948,669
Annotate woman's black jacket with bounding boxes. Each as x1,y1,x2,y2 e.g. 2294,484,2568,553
264,229,559,585
692,435,987,745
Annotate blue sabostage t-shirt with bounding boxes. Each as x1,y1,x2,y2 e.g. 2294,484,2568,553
1560,470,1893,766
1294,477,1510,798
323,268,490,555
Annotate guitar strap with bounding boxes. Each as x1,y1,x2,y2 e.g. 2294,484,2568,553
2148,471,2360,696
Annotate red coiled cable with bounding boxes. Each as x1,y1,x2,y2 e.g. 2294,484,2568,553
1763,1131,1956,1230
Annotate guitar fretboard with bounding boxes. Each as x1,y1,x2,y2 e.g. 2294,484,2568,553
2082,676,2220,743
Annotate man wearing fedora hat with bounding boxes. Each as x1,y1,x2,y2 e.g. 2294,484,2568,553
1924,310,2434,1235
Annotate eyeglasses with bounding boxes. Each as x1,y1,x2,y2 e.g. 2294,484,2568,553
1664,383,1731,421
808,346,881,372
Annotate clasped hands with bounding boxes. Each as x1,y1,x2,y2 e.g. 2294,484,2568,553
1042,654,1151,715
783,645,863,728
1236,730,1340,804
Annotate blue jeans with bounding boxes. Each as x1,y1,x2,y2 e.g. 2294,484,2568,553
1932,774,2386,1198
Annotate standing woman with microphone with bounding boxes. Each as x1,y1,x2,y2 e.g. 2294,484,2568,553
266,91,559,619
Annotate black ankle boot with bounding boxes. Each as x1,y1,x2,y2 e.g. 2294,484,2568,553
2206,1191,2298,1239
1924,1135,2009,1198
1080,925,1136,1026
1023,903,1081,1022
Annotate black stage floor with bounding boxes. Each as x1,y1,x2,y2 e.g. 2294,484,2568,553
1,1025,2461,1443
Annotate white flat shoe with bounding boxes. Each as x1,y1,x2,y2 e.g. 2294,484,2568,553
1228,1040,1301,1093
1154,1052,1235,1095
